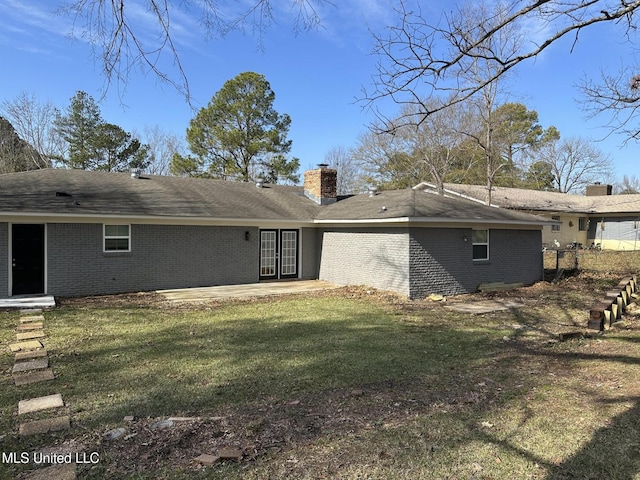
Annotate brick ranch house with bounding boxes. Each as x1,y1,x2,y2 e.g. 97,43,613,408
0,166,554,299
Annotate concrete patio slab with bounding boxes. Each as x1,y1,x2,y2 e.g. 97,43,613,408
15,349,48,361
19,416,70,436
23,464,76,480
158,280,339,302
19,394,64,415
13,358,49,373
16,331,46,341
0,295,55,309
444,300,525,314
14,369,55,386
9,340,44,352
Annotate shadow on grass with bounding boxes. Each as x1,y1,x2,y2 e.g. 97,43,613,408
545,397,640,480
49,300,503,427
5,289,640,479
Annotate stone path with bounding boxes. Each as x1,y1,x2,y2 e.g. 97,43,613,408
8,308,76,480
21,464,76,480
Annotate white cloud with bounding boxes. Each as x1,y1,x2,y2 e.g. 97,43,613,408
0,0,71,38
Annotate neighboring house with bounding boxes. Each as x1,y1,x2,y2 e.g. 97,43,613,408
416,182,640,251
0,167,553,299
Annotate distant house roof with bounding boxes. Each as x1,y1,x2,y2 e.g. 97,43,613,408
415,182,640,215
0,169,552,227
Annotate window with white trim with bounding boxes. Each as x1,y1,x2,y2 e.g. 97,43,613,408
104,224,130,252
472,229,489,261
551,216,561,231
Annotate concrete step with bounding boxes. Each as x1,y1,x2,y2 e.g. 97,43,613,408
16,331,46,341
19,394,64,415
19,416,70,436
9,340,44,352
15,349,48,361
14,369,55,386
13,359,49,374
17,322,44,331
23,463,76,480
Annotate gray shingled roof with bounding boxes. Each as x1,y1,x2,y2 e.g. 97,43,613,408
0,169,320,220
317,189,554,225
434,183,640,215
0,169,552,226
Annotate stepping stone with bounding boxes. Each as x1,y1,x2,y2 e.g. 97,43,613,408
13,358,49,373
14,369,55,386
19,393,64,415
194,453,220,466
218,448,243,460
17,331,46,341
15,349,48,361
23,463,76,480
20,308,43,314
19,416,70,436
17,322,44,331
21,315,45,323
9,340,44,352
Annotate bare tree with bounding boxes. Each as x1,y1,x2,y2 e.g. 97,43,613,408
323,146,365,195
580,65,640,141
539,136,613,193
1,92,63,167
59,0,329,101
392,99,468,194
136,125,186,175
614,174,640,194
366,0,640,136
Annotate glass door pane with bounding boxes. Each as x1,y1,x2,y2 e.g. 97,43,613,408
260,230,277,277
280,230,298,277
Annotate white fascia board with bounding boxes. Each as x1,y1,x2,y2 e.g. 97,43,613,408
313,217,549,228
0,212,314,228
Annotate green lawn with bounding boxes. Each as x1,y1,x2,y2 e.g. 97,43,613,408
2,279,640,479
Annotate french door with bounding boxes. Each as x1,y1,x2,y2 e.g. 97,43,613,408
259,229,299,280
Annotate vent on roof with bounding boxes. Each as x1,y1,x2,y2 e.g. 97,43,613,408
256,178,265,188
369,186,379,197
131,168,142,179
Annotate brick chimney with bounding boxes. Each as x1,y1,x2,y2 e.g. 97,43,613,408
585,183,612,196
303,164,337,205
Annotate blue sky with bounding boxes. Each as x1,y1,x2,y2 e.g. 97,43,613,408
0,0,638,182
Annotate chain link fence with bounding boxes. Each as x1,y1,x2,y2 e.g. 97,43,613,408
543,249,640,277
544,249,579,274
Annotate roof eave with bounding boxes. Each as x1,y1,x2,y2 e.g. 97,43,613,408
0,211,316,227
314,216,550,227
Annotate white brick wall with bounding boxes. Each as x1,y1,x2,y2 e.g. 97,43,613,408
318,228,410,296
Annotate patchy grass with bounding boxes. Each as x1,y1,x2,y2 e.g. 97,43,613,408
2,277,640,479
544,249,640,275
